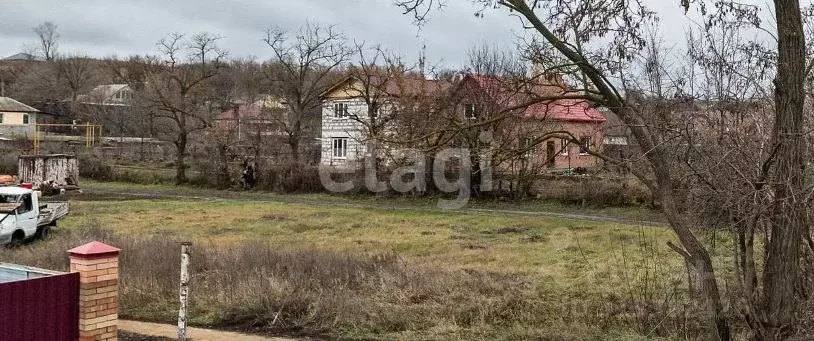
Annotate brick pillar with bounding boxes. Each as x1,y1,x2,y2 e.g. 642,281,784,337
68,241,121,341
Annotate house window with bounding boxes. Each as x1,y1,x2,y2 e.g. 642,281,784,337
560,139,569,155
465,104,478,119
334,103,348,118
0,113,4,124
579,136,591,155
22,114,30,125
332,137,348,158
521,137,534,158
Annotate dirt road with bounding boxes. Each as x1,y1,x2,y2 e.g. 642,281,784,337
119,320,307,341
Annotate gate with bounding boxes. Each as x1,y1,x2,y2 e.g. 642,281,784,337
0,264,80,341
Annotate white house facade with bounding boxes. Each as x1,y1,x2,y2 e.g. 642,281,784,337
320,97,370,166
319,75,444,167
0,97,40,138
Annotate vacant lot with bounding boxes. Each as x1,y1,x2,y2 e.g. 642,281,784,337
2,182,720,340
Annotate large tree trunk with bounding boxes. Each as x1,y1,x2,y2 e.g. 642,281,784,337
216,142,230,189
659,178,731,341
290,118,302,164
289,138,300,164
175,132,188,184
761,1,807,339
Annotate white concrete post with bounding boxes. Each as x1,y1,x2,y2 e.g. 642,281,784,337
178,242,191,341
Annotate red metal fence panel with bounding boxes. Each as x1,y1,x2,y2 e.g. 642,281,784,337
0,272,80,341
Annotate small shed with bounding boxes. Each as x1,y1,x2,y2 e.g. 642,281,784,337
17,154,79,189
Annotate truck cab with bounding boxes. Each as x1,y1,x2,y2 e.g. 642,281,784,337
0,187,68,246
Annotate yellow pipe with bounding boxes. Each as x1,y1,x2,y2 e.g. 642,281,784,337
33,125,40,155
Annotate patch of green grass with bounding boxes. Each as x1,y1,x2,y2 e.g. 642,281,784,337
53,181,713,340
76,180,664,222
62,195,680,297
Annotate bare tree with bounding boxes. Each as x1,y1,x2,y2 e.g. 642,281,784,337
342,43,409,186
33,21,59,62
398,0,810,339
264,23,352,164
141,32,227,184
56,55,97,102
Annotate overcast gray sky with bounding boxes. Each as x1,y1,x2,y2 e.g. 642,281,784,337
0,0,703,68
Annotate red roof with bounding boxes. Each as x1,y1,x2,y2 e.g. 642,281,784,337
68,241,121,257
527,99,606,122
464,74,605,123
217,96,285,121
218,103,263,120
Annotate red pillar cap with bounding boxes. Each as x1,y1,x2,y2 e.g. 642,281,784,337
68,241,121,259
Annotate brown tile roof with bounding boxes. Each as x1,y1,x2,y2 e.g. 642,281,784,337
322,74,452,99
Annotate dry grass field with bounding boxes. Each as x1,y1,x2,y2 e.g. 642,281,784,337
0,182,730,340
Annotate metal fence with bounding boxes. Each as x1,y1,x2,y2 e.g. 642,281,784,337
0,264,79,341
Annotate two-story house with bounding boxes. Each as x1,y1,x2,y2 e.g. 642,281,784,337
319,74,448,166
319,76,375,166
445,73,606,171
319,72,605,171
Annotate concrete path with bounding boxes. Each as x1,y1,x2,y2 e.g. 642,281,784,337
119,320,302,341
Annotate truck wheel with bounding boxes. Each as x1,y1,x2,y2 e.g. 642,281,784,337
37,226,52,241
7,231,24,248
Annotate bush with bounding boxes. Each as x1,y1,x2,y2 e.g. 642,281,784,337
78,153,113,180
0,150,19,175
111,167,175,185
256,163,323,193
532,176,651,207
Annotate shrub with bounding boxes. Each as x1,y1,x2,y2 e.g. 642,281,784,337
532,176,650,207
78,152,113,180
111,167,175,185
256,163,324,193
0,150,19,175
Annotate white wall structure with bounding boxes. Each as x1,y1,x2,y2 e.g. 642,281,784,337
320,98,370,166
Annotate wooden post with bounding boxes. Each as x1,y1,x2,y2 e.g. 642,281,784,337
178,242,191,341
68,241,121,341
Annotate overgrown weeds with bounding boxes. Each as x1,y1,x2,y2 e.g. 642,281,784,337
0,222,727,340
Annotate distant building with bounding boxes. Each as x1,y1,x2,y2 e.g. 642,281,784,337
212,95,323,161
599,108,633,173
215,96,286,139
454,74,606,171
74,84,140,137
0,97,41,139
75,84,134,107
2,53,39,61
213,95,290,156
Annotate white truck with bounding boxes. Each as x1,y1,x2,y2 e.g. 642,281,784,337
0,186,69,246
